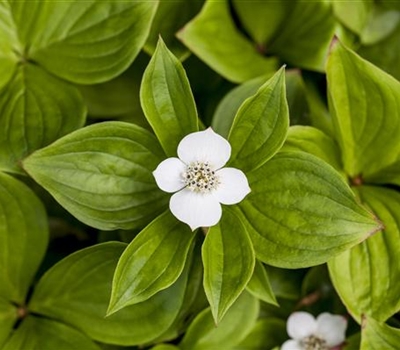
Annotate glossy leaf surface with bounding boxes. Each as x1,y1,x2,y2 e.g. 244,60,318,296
239,151,381,268
360,316,400,350
0,173,48,303
0,298,16,348
144,0,203,60
246,260,277,306
3,316,101,350
180,292,259,350
23,122,167,230
329,186,400,322
29,242,191,345
327,41,400,179
281,126,343,173
140,38,198,157
177,0,278,83
268,0,336,71
0,63,85,174
0,2,18,89
228,67,289,172
109,211,195,312
234,318,287,350
202,207,255,323
8,0,158,84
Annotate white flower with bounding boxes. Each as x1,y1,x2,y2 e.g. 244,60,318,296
153,128,251,230
282,312,347,350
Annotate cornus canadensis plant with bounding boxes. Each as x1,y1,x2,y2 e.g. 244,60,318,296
153,128,251,230
3,0,393,342
282,312,347,350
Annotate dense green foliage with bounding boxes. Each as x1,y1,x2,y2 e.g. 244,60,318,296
0,0,400,349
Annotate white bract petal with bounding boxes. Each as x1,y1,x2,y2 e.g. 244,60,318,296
316,313,347,347
153,157,186,193
169,188,222,230
153,129,250,229
177,128,231,169
214,167,251,205
287,312,317,340
281,339,303,350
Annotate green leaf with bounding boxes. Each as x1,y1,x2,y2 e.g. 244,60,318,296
0,298,17,348
333,0,372,35
177,0,278,83
0,2,18,89
246,260,277,306
327,41,400,179
109,211,195,313
267,0,336,71
266,266,303,300
281,126,343,173
151,239,204,343
180,292,259,350
212,75,265,139
29,242,192,345
228,67,289,172
0,63,85,175
232,0,288,46
202,207,255,323
357,20,400,81
328,186,400,322
0,172,48,303
78,53,149,120
8,0,158,84
144,0,203,60
140,38,198,157
380,0,400,11
23,121,168,230
239,151,381,268
233,318,287,350
302,75,333,136
366,157,400,186
344,333,361,350
151,345,180,350
360,6,400,45
3,316,101,350
360,316,400,350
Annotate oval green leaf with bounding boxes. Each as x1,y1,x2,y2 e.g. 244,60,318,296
0,63,85,175
0,172,48,303
29,242,192,345
8,0,158,84
0,298,17,348
327,40,400,179
144,0,203,60
232,0,288,46
0,2,18,89
202,207,255,323
177,0,278,83
180,292,259,350
239,151,381,268
140,37,198,157
3,316,101,350
328,186,400,322
109,211,195,313
360,316,400,350
228,67,289,172
234,318,287,350
281,126,343,173
246,260,278,306
23,121,168,230
268,0,336,71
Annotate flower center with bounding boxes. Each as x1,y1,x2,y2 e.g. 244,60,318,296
300,335,329,350
182,161,219,193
